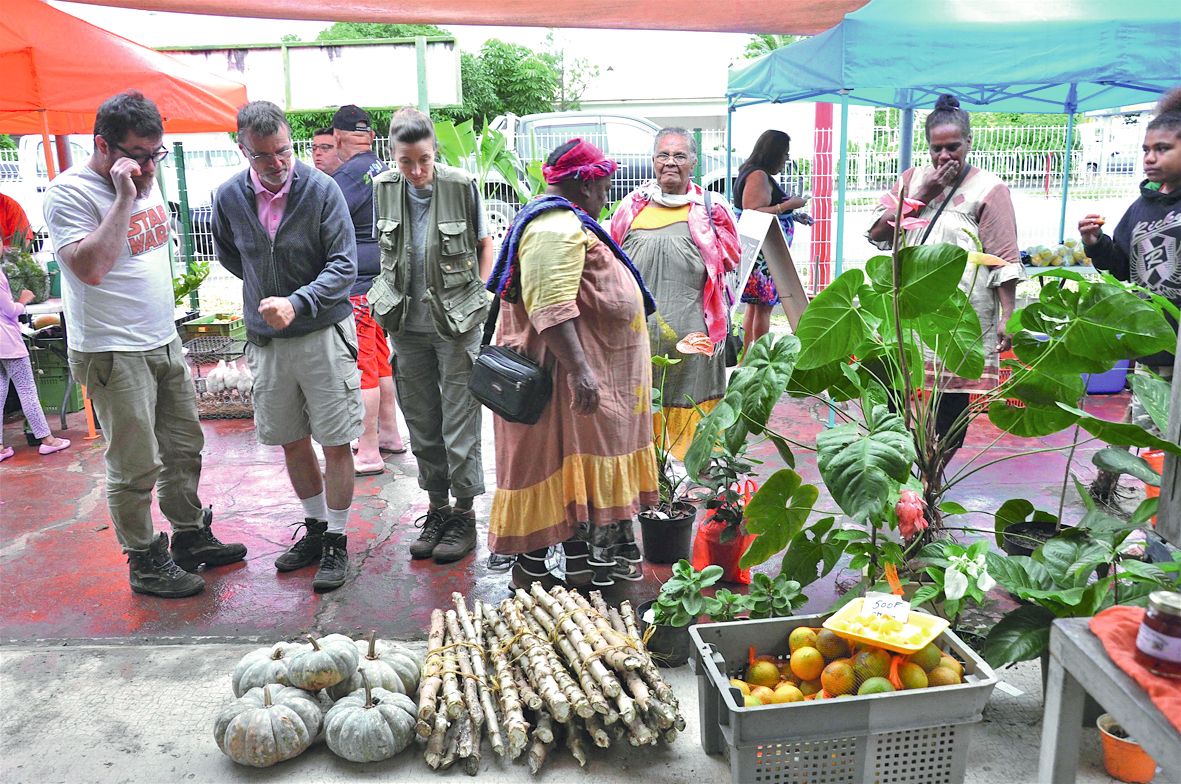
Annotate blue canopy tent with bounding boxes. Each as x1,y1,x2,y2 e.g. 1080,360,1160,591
725,0,1181,272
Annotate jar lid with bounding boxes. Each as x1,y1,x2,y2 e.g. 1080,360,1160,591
1148,590,1181,618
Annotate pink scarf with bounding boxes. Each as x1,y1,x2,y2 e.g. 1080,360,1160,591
609,182,740,345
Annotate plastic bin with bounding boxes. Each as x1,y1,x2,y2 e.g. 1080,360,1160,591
33,368,83,414
1082,360,1129,394
691,614,998,784
178,314,245,341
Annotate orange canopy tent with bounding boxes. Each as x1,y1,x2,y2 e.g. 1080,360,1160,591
1,0,246,145
64,0,868,35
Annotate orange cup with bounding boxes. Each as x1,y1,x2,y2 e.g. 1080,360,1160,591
1097,714,1158,783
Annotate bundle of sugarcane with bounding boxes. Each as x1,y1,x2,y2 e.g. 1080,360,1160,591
419,588,683,775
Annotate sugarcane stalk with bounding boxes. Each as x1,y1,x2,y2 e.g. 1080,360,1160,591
552,588,643,672
588,590,612,619
440,716,462,769
424,709,450,769
456,712,474,760
454,594,503,757
498,599,571,723
528,584,623,698
620,599,643,640
418,609,446,736
662,727,679,745
644,695,678,730
566,723,589,767
532,710,555,744
512,664,544,711
621,704,657,746
477,601,530,759
585,713,611,748
608,606,628,635
527,737,552,775
546,645,593,719
445,609,485,731
441,627,465,720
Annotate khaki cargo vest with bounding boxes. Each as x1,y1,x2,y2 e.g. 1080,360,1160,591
367,164,488,338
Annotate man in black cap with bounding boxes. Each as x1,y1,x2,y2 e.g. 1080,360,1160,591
330,105,405,475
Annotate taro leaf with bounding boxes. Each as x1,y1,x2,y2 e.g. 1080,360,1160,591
1036,535,1108,585
786,360,843,398
815,405,915,522
778,517,837,587
1030,268,1088,284
740,469,819,569
1129,372,1172,435
684,399,740,480
986,552,1054,594
1057,405,1181,456
983,605,1056,666
1011,329,1107,376
864,243,968,318
1063,281,1176,362
1091,447,1161,486
988,401,1078,438
993,498,1058,548
1005,364,1085,408
915,288,984,379
764,430,796,469
725,333,800,435
795,270,870,370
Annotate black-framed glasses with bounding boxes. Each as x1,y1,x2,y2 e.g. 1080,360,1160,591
112,142,169,166
241,145,294,164
655,152,692,165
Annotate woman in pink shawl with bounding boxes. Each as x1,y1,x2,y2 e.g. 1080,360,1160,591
610,127,740,459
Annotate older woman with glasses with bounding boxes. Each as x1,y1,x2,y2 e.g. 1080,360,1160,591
610,128,740,459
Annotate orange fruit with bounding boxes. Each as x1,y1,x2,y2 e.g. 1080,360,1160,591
790,646,825,681
769,682,804,704
857,676,895,695
788,627,819,653
852,647,891,685
776,662,799,683
939,655,964,680
798,678,822,696
898,662,929,690
927,666,961,687
746,660,781,688
816,629,850,662
908,643,942,673
820,659,856,696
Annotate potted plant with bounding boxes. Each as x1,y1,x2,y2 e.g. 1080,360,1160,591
638,351,697,564
638,560,722,667
744,572,806,619
690,443,759,583
1096,713,1159,784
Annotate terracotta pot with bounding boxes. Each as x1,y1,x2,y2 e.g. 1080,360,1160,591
1096,713,1158,784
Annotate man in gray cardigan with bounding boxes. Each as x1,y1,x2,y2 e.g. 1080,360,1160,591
212,101,362,593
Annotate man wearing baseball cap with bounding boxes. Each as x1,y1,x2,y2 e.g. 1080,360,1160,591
330,105,405,475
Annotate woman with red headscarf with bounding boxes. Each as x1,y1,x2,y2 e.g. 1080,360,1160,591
486,138,659,589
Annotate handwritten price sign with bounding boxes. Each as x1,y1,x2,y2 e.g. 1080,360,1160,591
864,591,911,622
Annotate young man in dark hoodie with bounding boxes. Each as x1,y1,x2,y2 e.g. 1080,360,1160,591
1080,86,1181,500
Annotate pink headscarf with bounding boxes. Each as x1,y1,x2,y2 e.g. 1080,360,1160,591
542,138,618,183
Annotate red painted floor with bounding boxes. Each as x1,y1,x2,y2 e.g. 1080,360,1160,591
0,393,1130,644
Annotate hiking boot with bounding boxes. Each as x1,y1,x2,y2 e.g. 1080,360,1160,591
127,533,205,598
432,510,476,564
275,519,327,572
170,507,247,572
612,519,643,564
312,532,349,592
410,506,450,560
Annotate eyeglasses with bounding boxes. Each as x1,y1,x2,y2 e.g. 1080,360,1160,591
655,152,692,165
241,145,294,164
311,144,336,153
112,142,169,166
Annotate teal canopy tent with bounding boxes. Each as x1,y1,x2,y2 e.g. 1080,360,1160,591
724,0,1181,263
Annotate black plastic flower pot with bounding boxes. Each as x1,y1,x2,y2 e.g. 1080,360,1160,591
1001,521,1065,558
639,501,695,564
636,599,693,668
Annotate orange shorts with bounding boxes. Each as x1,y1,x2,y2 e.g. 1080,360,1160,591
350,294,393,389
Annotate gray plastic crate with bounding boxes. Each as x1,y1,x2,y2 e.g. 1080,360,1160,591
691,613,998,784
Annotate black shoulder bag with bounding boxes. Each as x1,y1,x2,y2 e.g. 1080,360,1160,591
468,296,552,425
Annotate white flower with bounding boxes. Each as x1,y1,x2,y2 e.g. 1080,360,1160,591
944,553,994,601
944,566,969,602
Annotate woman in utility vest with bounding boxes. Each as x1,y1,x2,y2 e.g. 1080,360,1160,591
367,107,494,565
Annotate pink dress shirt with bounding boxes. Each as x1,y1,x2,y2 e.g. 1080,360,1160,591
250,166,295,240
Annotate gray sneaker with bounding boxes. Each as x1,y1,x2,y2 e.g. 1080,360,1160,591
312,532,349,592
127,533,205,598
275,519,327,572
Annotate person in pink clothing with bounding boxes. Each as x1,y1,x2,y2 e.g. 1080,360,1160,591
0,264,70,462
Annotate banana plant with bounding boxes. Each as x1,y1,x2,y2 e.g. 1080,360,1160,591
433,119,531,205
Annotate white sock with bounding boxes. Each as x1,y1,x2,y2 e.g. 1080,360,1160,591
301,492,328,522
326,506,350,534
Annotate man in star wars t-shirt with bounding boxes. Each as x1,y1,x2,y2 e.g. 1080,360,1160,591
43,91,245,599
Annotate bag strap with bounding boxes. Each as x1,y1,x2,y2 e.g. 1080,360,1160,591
918,165,969,245
480,295,500,347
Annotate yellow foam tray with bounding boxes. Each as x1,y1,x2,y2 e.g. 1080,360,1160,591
823,597,950,654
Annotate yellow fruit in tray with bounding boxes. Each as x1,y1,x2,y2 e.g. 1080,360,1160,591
939,654,964,680
816,629,850,661
790,647,825,682
928,666,962,687
858,676,895,695
746,660,781,688
909,643,943,673
798,678,822,696
852,648,891,685
769,683,804,704
821,659,856,696
730,678,751,696
749,685,776,703
898,662,929,690
789,627,819,652
743,693,763,707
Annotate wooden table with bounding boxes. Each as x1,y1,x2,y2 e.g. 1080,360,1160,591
1038,618,1181,783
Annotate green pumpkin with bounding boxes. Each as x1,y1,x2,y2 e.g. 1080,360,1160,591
213,685,322,767
326,631,423,700
231,641,309,697
286,635,359,691
324,670,418,762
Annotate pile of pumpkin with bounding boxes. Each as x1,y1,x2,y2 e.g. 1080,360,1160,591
213,631,424,767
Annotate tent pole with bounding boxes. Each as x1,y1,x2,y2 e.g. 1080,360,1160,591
835,92,849,279
725,100,735,203
899,104,914,172
39,111,57,180
1058,85,1078,242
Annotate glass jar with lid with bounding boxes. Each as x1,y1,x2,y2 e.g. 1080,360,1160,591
1134,590,1181,679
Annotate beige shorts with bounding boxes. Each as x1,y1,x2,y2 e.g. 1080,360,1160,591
245,319,364,447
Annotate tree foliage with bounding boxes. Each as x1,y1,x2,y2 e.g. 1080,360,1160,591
743,34,800,59
316,22,449,41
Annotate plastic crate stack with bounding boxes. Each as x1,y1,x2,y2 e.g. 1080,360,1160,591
184,335,254,420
